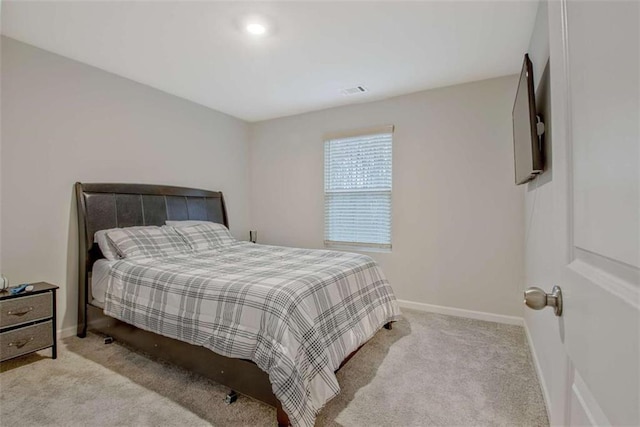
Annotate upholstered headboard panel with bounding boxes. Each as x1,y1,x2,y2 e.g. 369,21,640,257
75,182,228,335
77,183,228,249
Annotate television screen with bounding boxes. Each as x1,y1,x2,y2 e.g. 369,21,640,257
513,54,543,185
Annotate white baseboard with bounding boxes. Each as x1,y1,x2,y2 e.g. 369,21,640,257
57,325,77,340
397,299,524,326
56,302,523,336
524,320,553,423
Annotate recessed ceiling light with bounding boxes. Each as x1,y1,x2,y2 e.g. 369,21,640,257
238,14,273,38
246,22,267,36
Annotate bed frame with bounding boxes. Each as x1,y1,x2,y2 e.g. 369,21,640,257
75,182,391,426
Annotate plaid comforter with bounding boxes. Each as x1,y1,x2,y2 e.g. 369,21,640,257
104,242,400,427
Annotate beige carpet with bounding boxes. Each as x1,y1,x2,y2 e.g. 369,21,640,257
0,309,548,426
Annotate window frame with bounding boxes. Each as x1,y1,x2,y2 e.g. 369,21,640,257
323,125,394,251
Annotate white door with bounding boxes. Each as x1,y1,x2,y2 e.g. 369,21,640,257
526,1,639,426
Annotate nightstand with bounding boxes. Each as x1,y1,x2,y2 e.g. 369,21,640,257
0,282,58,362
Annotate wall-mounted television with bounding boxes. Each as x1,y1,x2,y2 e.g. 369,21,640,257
513,54,544,185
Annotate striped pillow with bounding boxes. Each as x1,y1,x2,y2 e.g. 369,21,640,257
95,226,155,261
172,223,235,252
106,226,191,259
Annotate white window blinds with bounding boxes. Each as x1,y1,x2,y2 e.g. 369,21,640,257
324,128,392,249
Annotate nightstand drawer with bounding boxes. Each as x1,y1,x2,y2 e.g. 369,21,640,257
0,293,52,328
0,321,53,362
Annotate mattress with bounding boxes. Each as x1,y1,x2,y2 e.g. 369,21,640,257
90,259,116,307
103,241,400,427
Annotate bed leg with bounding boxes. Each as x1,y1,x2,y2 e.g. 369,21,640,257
77,324,87,338
384,322,393,330
276,402,290,427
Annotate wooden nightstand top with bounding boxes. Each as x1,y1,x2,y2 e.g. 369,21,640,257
0,282,59,302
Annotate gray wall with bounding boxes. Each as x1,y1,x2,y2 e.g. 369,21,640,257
1,35,528,334
0,37,251,335
249,75,525,317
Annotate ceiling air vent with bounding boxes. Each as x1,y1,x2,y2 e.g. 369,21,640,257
341,86,368,96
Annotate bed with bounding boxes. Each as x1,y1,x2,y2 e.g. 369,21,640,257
75,182,400,427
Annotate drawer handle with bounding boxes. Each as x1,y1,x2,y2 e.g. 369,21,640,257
7,307,34,317
8,337,34,349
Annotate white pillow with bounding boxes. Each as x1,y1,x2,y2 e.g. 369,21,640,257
95,229,122,261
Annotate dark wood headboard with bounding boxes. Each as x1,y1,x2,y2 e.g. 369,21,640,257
75,182,228,336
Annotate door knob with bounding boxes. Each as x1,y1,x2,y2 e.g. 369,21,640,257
524,285,563,316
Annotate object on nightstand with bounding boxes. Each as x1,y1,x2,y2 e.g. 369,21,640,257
9,284,29,295
249,230,257,243
0,275,8,290
0,282,59,362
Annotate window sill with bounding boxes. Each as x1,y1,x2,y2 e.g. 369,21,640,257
324,244,392,254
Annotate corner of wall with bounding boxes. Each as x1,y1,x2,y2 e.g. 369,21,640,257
0,35,4,273
528,0,550,91
523,315,553,423
246,121,259,233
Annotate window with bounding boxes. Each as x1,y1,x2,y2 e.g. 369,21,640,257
324,126,393,250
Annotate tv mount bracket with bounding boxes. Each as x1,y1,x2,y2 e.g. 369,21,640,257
536,115,545,151
536,115,545,137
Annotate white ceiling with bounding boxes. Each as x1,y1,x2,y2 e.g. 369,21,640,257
1,1,539,122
